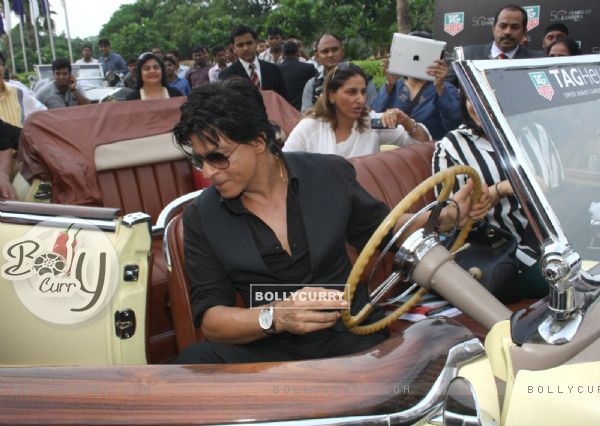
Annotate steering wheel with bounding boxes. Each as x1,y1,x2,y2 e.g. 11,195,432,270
341,165,482,335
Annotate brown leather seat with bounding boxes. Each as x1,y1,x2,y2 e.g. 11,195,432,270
166,144,437,353
164,213,202,351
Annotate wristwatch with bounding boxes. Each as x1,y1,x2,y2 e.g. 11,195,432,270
259,306,277,334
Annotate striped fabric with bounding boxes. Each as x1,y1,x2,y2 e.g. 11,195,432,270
0,83,24,128
515,123,564,189
432,125,539,267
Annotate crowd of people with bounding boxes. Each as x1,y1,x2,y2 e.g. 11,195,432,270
0,4,587,364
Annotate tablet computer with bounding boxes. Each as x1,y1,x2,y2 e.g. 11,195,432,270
388,33,447,81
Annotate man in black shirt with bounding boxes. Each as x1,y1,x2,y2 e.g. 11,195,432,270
172,80,477,364
172,80,392,364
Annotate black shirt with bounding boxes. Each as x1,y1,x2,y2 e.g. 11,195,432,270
221,175,312,285
183,152,390,326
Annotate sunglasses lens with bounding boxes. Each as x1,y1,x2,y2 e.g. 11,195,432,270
205,153,229,169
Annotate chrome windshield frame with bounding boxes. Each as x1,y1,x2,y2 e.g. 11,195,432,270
453,55,600,324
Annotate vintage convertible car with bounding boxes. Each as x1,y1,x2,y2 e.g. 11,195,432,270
1,54,600,425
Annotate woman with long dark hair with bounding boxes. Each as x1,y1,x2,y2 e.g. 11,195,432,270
432,91,560,298
126,52,182,101
283,63,430,158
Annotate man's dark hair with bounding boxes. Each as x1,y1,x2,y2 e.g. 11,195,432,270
167,50,181,59
230,25,258,45
173,79,279,162
127,58,137,66
283,41,299,57
98,38,111,47
493,5,527,29
270,44,282,55
135,53,167,89
191,45,207,54
266,27,283,37
544,22,569,36
408,31,432,39
52,57,72,74
163,56,177,66
82,45,92,51
547,37,581,56
316,33,343,50
211,46,225,56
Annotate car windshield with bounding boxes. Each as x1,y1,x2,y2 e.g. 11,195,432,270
477,57,600,262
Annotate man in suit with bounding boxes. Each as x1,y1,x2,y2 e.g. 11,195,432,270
220,25,287,100
300,33,378,113
542,23,569,51
462,4,544,60
278,41,317,111
448,4,543,86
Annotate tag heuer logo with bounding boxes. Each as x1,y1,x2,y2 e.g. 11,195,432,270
529,72,554,101
444,12,465,36
524,6,541,31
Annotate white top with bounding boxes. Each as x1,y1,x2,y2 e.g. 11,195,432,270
74,58,99,64
177,64,190,80
283,115,427,159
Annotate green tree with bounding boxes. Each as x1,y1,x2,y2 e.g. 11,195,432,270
95,0,434,62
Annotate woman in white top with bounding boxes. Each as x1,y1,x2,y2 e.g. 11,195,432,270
283,63,430,158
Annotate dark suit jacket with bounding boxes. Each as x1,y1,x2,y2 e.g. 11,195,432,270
448,42,544,86
278,58,317,111
462,42,544,60
220,59,288,99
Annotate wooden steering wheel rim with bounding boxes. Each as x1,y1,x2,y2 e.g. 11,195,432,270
341,165,482,335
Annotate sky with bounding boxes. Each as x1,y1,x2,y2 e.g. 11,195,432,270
52,0,136,38
5,0,136,39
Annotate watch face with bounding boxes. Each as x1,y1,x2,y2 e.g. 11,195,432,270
259,307,273,330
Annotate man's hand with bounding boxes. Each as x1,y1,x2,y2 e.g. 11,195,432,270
273,287,348,335
68,75,77,92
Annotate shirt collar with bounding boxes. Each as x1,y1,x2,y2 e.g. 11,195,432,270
491,43,519,59
239,56,260,74
458,125,493,152
220,153,299,214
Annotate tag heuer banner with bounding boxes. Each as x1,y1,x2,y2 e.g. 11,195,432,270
486,62,600,115
434,0,599,54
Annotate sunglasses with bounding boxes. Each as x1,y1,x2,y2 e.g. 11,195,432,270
190,143,240,170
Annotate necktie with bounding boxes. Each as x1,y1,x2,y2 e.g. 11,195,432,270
497,53,508,59
249,63,261,90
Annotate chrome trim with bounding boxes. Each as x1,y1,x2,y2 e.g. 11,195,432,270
122,212,152,228
163,216,176,272
153,190,203,236
453,57,595,324
215,338,485,426
393,229,439,282
538,311,582,345
0,211,118,232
